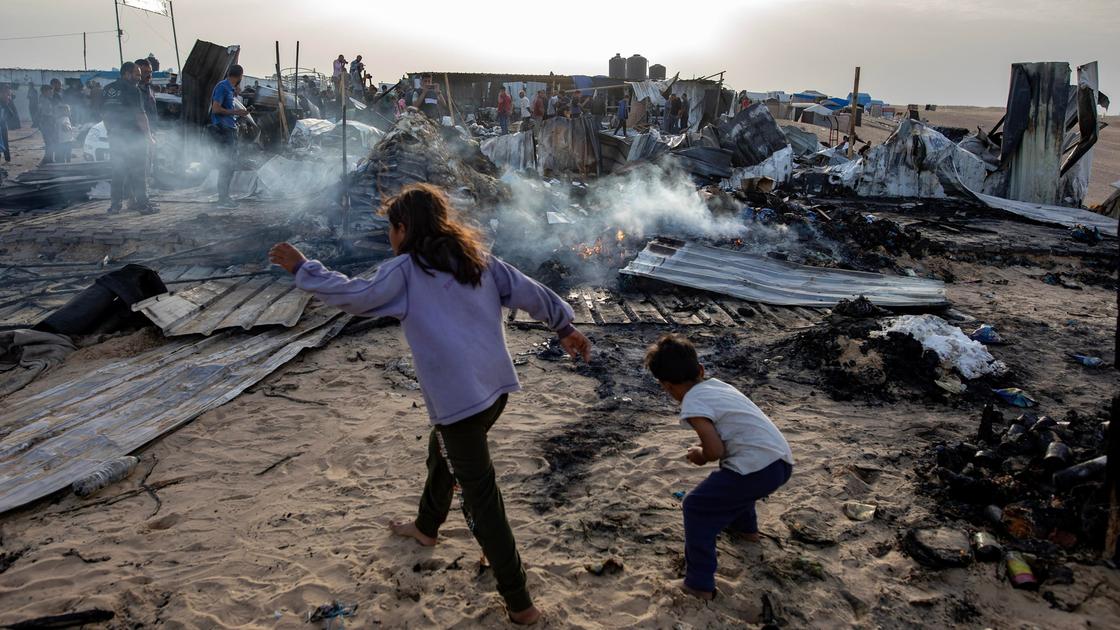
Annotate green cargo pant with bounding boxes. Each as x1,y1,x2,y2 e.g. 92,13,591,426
414,394,532,612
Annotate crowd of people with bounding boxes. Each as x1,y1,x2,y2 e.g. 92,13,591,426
0,53,174,172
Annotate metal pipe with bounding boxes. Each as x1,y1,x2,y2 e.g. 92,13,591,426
169,0,182,73
113,0,123,67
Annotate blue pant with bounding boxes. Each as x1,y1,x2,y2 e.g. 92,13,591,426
683,459,792,593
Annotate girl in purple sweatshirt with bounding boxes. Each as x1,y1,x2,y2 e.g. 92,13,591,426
269,183,590,625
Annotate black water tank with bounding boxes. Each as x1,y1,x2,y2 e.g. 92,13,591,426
609,54,626,80
649,64,666,81
626,54,647,81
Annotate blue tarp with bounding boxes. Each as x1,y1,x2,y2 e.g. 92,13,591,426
847,92,873,106
571,75,594,96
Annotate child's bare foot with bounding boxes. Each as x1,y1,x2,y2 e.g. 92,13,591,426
508,605,542,625
678,580,715,600
389,518,437,546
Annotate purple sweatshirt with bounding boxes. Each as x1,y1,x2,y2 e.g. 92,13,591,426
294,255,576,425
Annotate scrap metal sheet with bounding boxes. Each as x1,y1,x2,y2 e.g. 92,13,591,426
620,240,947,307
131,274,313,337
0,307,349,515
966,187,1117,237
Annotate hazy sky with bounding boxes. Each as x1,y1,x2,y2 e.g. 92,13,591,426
1,0,1116,106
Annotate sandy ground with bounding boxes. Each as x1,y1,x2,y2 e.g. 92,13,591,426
0,249,1117,628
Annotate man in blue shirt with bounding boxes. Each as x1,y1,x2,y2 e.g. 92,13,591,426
613,95,629,136
210,64,248,209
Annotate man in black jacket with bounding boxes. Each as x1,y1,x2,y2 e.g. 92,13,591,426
102,62,156,215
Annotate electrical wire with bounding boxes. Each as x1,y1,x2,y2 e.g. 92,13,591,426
0,30,118,42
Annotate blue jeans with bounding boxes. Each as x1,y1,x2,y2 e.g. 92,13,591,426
682,459,792,593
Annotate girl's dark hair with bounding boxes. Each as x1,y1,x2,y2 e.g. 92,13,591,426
381,183,489,286
644,334,702,384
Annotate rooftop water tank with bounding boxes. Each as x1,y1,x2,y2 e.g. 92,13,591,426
609,54,626,80
649,64,666,81
626,54,648,81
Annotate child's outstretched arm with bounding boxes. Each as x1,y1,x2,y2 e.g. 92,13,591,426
489,256,591,361
685,417,726,466
270,242,407,319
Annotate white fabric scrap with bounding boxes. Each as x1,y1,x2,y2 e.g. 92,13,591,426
875,314,1007,380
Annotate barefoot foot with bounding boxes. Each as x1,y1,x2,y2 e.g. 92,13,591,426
509,605,542,625
389,519,437,547
678,580,715,601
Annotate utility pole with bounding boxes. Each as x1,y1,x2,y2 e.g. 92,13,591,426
847,66,861,158
83,32,88,71
294,40,300,107
113,0,123,67
169,0,182,73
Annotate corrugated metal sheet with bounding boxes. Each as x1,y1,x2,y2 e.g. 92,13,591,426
131,274,313,337
620,240,947,307
966,187,1118,237
0,307,350,515
1001,62,1070,205
480,131,536,172
506,286,826,328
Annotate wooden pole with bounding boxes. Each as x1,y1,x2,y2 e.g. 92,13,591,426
274,41,289,140
294,40,300,107
83,32,87,71
847,66,861,158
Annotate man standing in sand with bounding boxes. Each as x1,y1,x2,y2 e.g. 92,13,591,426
210,64,249,210
102,62,155,214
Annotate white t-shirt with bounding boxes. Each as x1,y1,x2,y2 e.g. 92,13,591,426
679,378,793,475
519,96,531,118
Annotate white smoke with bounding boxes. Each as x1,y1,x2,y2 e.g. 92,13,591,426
488,162,815,287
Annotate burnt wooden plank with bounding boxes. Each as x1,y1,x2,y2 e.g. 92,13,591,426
621,293,668,324
648,294,705,326
585,288,630,324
